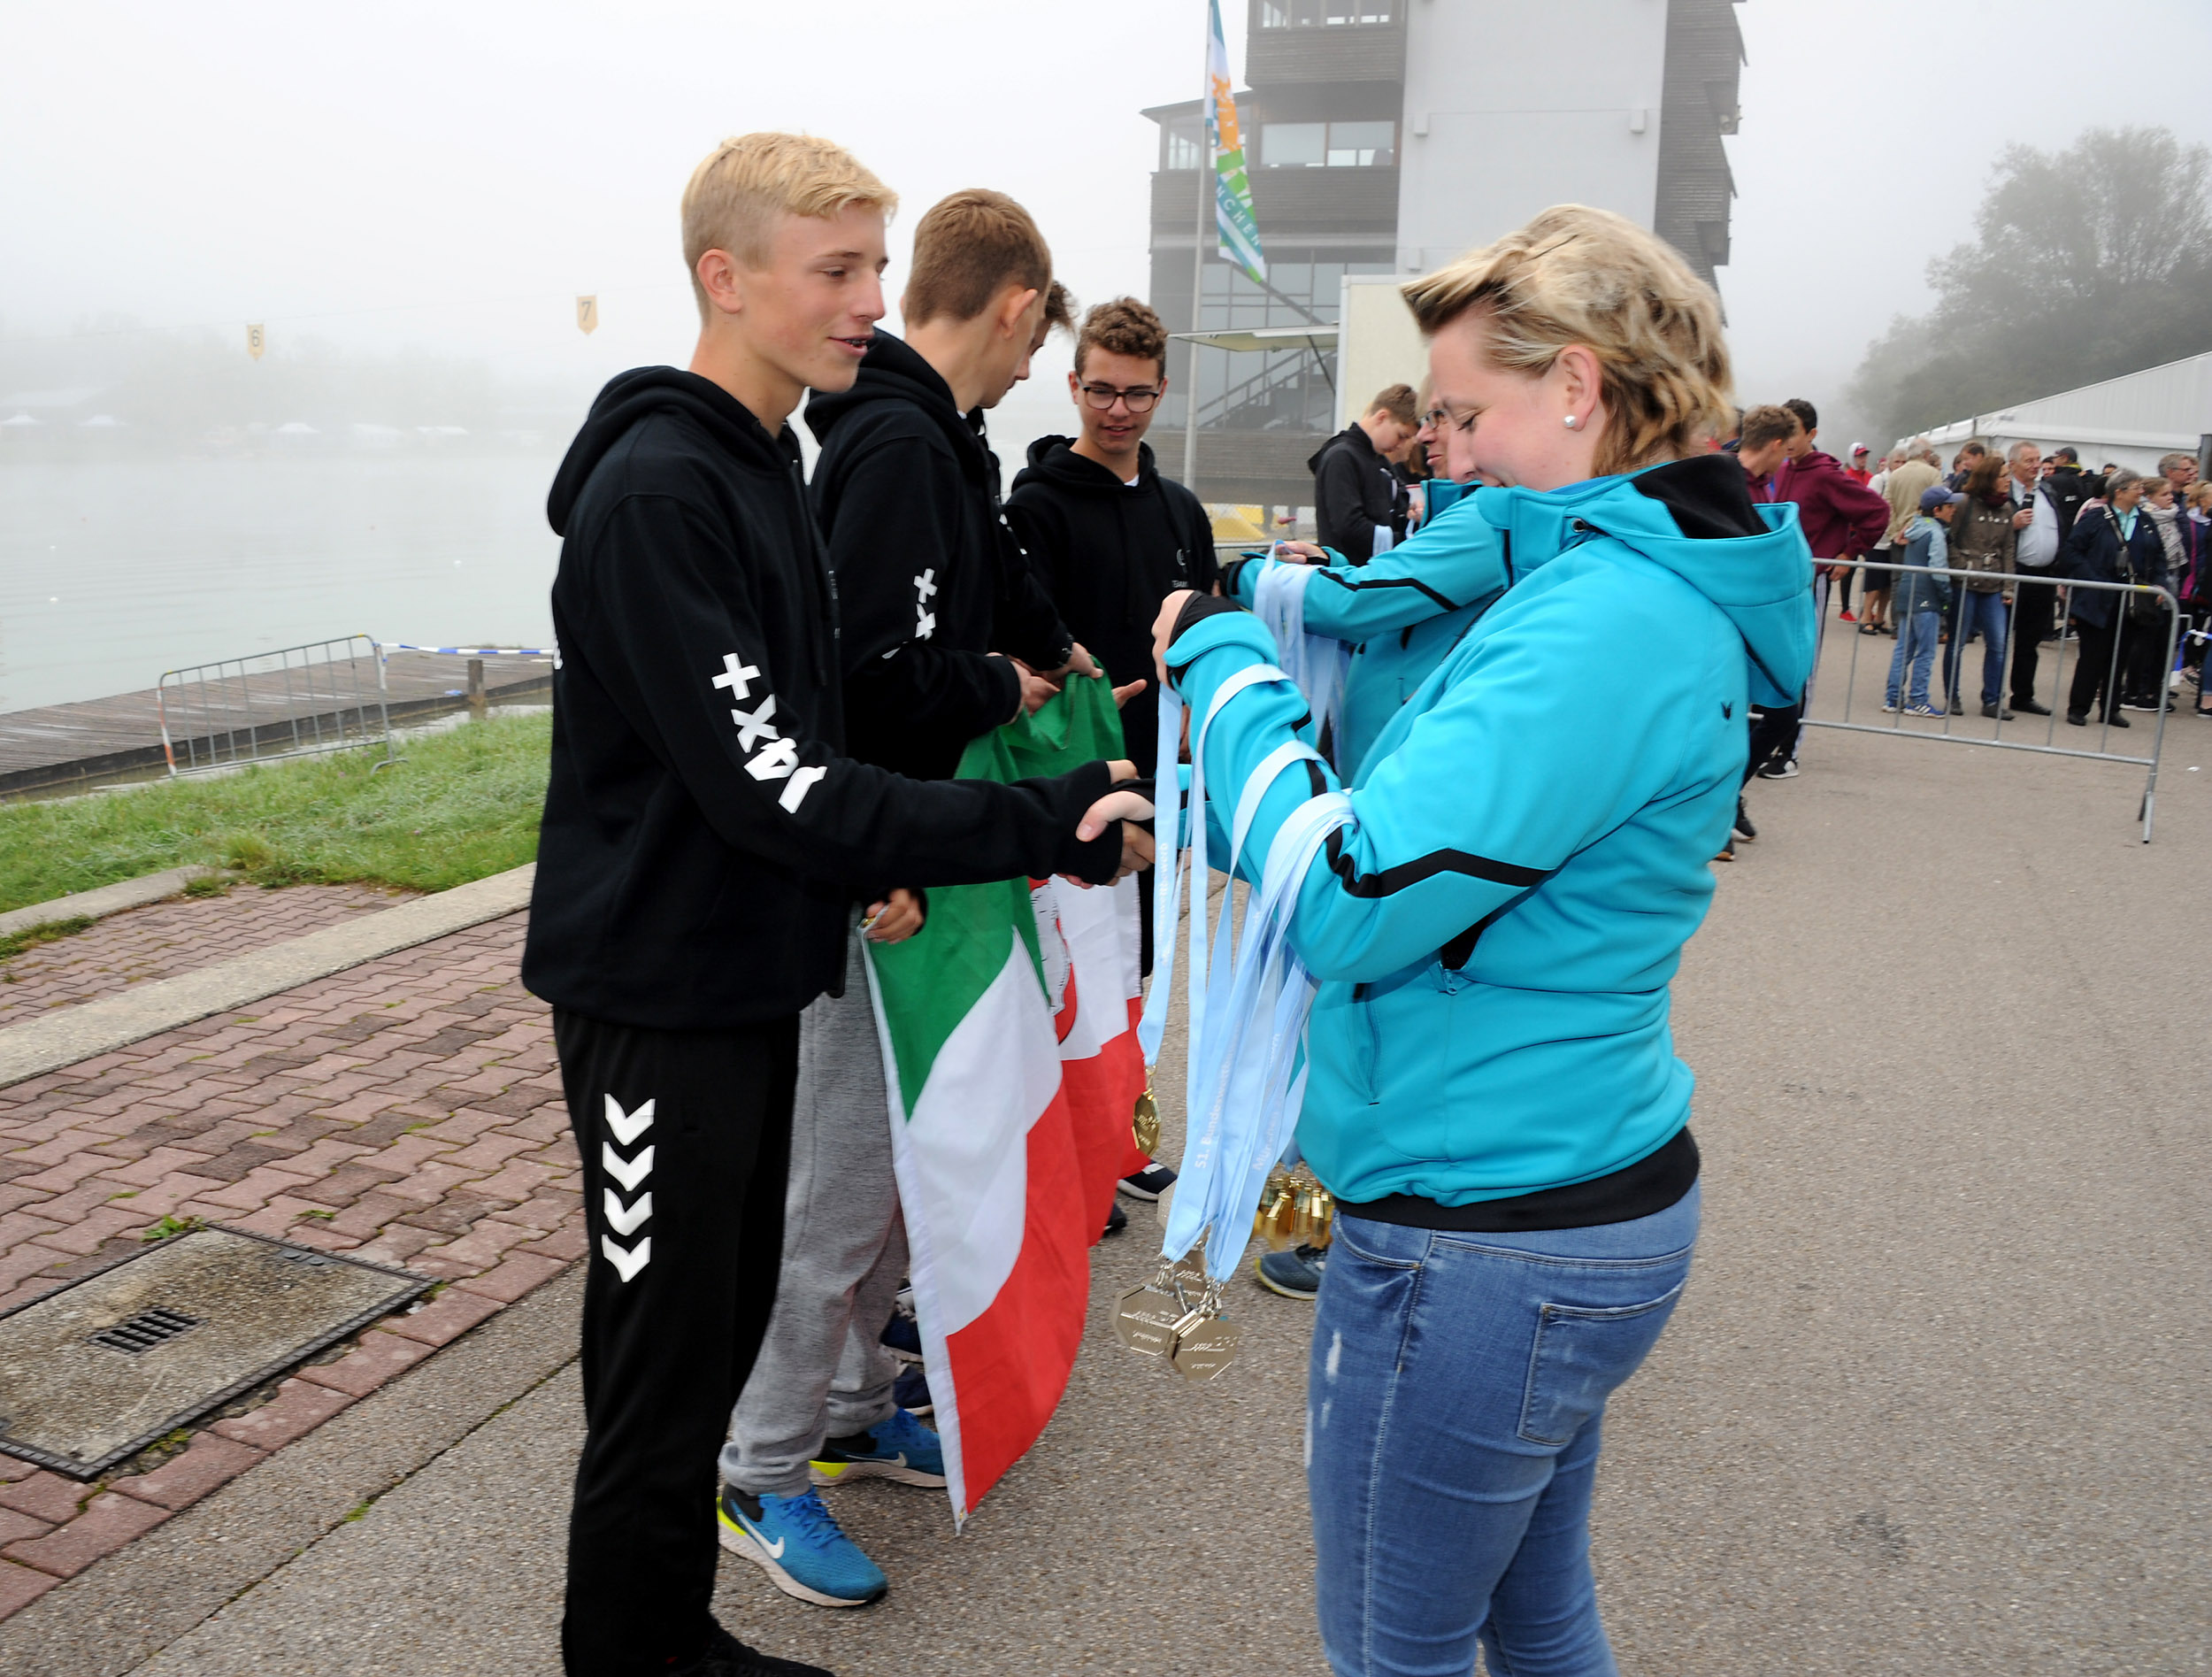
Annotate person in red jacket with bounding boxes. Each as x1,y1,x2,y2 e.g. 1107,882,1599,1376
1750,399,1891,776
1775,399,1891,624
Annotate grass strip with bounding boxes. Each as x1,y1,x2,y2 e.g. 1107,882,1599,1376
0,916,96,965
0,713,549,914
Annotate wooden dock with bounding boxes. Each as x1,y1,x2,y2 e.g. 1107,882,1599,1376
0,652,552,799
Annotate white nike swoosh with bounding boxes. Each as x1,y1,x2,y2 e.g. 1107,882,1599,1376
602,1142,653,1192
751,1528,785,1559
603,1189,651,1236
604,1095,656,1147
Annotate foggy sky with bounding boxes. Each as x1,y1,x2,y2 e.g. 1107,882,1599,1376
7,0,2212,453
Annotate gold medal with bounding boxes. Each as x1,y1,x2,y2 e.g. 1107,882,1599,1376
1167,1275,1240,1382
1114,1262,1185,1358
1171,1312,1242,1382
1132,1083,1161,1157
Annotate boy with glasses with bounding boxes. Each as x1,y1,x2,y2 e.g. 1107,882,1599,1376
1007,296,1214,1196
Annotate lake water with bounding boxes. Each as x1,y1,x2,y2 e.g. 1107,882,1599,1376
0,455,566,713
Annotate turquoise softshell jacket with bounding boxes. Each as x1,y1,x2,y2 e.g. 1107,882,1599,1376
1172,461,1816,1206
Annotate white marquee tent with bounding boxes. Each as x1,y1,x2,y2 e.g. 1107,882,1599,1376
1915,350,2212,474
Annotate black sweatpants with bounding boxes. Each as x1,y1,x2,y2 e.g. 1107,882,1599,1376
1744,703,1799,783
554,1008,800,1677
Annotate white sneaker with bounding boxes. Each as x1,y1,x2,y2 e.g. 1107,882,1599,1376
1755,757,1801,781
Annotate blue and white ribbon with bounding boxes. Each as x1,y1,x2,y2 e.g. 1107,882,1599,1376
1136,666,1352,1287
1251,558,1350,764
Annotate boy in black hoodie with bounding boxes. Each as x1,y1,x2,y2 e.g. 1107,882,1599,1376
1005,296,1217,773
715,189,1136,1613
525,138,1150,1677
1005,296,1210,1197
1310,384,1419,562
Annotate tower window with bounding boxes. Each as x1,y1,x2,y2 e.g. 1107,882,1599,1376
1262,120,1394,168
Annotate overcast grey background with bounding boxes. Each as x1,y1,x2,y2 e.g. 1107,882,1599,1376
7,0,2211,438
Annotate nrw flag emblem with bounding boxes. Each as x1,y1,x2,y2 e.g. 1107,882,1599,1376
862,678,1134,1522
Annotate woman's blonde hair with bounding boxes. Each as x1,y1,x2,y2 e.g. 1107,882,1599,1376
1401,204,1732,475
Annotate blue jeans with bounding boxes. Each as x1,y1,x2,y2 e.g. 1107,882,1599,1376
1886,608,1941,708
1945,588,2010,707
1309,1184,1700,1677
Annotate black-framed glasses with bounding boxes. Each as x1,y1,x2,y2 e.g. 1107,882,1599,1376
1079,382,1162,413
1419,407,1449,431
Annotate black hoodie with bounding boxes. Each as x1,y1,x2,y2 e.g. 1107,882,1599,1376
1309,423,1408,564
1004,436,1217,775
521,366,1121,1031
806,332,1073,781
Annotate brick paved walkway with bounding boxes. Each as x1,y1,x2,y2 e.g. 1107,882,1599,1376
0,910,578,1617
0,883,411,1029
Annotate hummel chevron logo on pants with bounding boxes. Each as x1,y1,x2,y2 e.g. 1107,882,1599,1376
600,1096,655,1281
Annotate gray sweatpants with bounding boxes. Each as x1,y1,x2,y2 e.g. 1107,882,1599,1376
718,915,906,1497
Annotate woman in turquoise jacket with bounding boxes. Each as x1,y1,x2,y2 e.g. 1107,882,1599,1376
1145,207,1816,1677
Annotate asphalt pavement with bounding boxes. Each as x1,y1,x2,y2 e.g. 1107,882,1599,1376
99,701,2212,1675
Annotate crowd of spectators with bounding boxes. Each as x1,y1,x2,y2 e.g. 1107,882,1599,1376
1705,405,2206,858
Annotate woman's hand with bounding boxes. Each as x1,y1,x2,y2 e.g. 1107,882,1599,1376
862,888,925,944
1152,589,1197,689
1272,540,1327,564
1110,678,1147,710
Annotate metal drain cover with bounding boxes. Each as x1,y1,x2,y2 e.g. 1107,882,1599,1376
0,1227,430,1478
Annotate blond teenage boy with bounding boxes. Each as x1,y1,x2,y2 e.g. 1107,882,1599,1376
524,135,1150,1677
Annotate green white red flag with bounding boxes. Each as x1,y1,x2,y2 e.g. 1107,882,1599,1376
863,678,1142,1520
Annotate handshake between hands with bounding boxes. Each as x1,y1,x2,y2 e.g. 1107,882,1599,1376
863,758,1156,945
864,633,1165,946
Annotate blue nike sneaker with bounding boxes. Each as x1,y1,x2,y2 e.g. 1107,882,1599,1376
810,1407,946,1489
716,1483,887,1608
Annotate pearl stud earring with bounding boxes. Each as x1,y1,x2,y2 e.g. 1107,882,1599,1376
1563,414,1579,429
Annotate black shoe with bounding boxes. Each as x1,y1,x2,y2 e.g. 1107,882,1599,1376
2106,712,2131,728
1980,702,2014,720
1731,799,1756,842
878,1313,921,1364
1102,1201,1127,1237
2013,699,2052,716
892,1364,933,1417
1118,1162,1177,1201
1947,696,1964,715
1713,838,1735,862
676,1623,834,1677
2066,712,2086,726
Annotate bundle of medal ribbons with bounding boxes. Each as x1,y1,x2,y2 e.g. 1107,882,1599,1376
1118,631,1354,1386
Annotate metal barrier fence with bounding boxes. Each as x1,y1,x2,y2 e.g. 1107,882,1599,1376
378,643,556,723
155,635,394,776
1800,559,2182,841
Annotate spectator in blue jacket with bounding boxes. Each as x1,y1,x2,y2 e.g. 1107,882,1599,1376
1146,204,1814,1677
1886,488,1958,715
